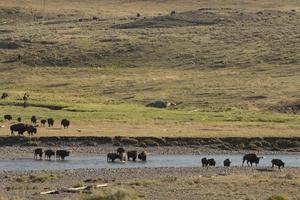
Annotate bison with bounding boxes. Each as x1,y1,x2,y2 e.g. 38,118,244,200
47,118,54,127
243,153,263,166
224,158,231,167
10,123,27,136
56,150,70,160
271,159,285,169
138,150,147,161
107,153,121,162
40,119,46,127
45,149,55,160
61,119,70,129
117,147,125,155
1,92,8,99
202,158,216,167
4,114,12,121
34,148,43,159
127,150,138,161
31,115,37,124
17,117,22,122
27,125,37,136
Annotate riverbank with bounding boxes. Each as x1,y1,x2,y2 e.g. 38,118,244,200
1,167,299,200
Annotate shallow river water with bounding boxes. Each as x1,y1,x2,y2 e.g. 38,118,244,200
0,154,299,171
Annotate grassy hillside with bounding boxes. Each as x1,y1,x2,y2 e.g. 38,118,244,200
0,0,299,137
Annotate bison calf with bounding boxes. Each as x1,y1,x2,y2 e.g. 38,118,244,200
271,159,285,169
4,114,12,121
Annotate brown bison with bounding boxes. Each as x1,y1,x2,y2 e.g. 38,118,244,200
10,123,27,136
127,150,138,161
138,151,147,161
47,118,54,127
31,115,37,124
202,158,216,167
271,159,285,169
223,159,231,167
45,149,55,160
56,150,70,160
40,119,46,127
27,125,37,136
4,114,12,121
107,153,121,162
34,148,43,159
61,119,70,128
243,153,263,166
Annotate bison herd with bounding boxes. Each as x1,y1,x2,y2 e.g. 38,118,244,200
34,148,70,160
201,153,285,169
107,147,147,162
2,114,70,136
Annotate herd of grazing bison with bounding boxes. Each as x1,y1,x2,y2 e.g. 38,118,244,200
2,114,70,136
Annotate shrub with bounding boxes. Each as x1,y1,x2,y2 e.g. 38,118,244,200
276,140,300,148
81,188,140,200
143,139,159,147
120,138,139,145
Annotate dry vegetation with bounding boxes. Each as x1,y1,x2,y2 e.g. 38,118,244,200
0,0,299,137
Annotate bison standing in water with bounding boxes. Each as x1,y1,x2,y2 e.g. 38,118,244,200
47,118,54,127
202,158,216,167
10,123,27,136
61,119,70,129
27,125,37,136
271,159,285,169
107,153,121,162
127,150,138,161
224,159,231,167
138,151,147,161
56,150,70,160
243,153,263,166
45,149,55,160
4,114,12,121
34,148,43,159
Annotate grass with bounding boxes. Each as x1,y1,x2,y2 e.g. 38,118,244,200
80,188,140,200
0,0,299,138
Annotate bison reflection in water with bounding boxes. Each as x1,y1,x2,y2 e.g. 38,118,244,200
34,148,43,159
271,159,285,169
243,153,263,166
